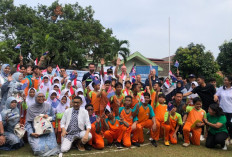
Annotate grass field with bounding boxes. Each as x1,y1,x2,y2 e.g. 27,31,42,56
1,132,232,157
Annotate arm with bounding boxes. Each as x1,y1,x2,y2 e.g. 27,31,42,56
151,116,156,131
114,58,120,79
0,121,5,146
100,58,105,77
19,55,23,65
164,112,171,125
103,118,109,130
183,92,192,97
204,118,223,129
182,113,187,124
149,74,152,92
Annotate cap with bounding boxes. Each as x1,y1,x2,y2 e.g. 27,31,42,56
188,74,196,78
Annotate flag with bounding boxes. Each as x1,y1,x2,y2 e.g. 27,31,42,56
164,78,170,89
107,91,116,99
105,102,111,112
15,44,21,49
21,81,28,90
174,60,179,68
34,58,38,65
169,70,177,82
69,72,76,80
129,64,136,83
56,65,60,73
42,69,47,75
167,102,174,111
43,51,49,56
70,87,74,95
16,64,20,72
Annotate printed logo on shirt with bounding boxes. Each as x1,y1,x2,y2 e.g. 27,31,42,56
130,116,133,119
116,124,119,127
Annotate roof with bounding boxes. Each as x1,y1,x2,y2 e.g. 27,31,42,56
121,51,163,71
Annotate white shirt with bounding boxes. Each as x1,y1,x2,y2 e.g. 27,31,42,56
0,114,2,121
216,86,232,113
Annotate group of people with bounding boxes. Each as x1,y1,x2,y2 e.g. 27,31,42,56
0,57,231,156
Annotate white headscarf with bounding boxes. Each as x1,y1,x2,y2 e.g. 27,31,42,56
65,80,73,96
56,95,69,114
26,88,36,107
61,89,70,105
51,83,61,99
39,75,51,93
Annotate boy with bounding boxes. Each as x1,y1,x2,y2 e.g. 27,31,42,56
103,108,127,149
87,80,101,115
183,97,206,147
119,95,139,147
132,92,157,147
122,80,133,96
99,80,112,116
86,104,104,150
162,104,183,146
131,83,142,109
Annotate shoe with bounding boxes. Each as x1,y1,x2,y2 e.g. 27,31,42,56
151,140,157,147
84,144,92,151
183,143,190,147
58,153,63,157
225,138,230,146
149,137,153,141
164,141,170,146
107,143,113,148
200,135,205,141
77,141,85,151
115,142,123,149
132,142,140,147
222,145,227,150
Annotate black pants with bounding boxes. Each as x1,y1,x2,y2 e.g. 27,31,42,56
205,131,228,148
225,113,232,138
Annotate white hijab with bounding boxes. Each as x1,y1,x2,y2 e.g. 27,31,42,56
56,95,69,114
39,75,51,94
26,88,36,107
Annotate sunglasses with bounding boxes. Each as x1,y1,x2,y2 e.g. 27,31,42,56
87,109,94,111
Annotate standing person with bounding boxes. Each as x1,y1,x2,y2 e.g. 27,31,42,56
185,74,196,91
71,70,82,90
214,76,232,142
60,96,92,153
204,104,229,150
145,69,159,93
209,78,218,90
114,58,130,86
25,92,59,156
87,81,101,116
100,58,115,82
82,63,98,88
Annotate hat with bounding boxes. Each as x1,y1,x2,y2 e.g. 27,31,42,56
188,74,196,78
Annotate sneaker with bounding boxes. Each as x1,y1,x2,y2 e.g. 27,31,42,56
222,145,227,151
149,137,153,141
115,142,123,149
164,141,170,146
58,153,63,157
77,142,85,151
107,143,113,148
151,140,158,147
200,135,205,141
132,142,140,147
183,143,190,147
225,138,230,146
84,144,92,151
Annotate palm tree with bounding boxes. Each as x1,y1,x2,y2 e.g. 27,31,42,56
113,39,130,63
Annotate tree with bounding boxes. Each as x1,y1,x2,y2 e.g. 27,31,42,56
217,40,232,75
172,43,220,81
112,39,130,62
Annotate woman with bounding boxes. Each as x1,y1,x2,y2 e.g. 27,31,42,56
25,91,59,156
204,103,228,150
0,97,24,150
215,76,232,142
0,64,11,108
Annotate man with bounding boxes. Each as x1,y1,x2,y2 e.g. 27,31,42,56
60,96,92,153
100,58,114,82
114,58,130,86
0,114,6,146
209,78,218,90
82,63,98,87
145,69,159,93
136,75,145,90
185,74,196,91
71,70,82,89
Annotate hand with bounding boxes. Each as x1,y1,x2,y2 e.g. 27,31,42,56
116,58,121,65
96,117,100,123
31,133,39,138
214,95,218,102
31,74,36,81
8,74,13,82
148,74,151,79
54,73,57,77
131,122,137,131
61,130,68,137
20,123,24,129
101,58,105,65
63,73,68,78
82,134,89,144
101,85,105,90
152,124,156,132
43,114,48,119
22,93,26,101
172,133,177,139
82,81,86,88
0,136,6,146
119,117,124,123
101,114,106,120
65,106,69,110
196,122,204,127
19,55,23,61
203,118,208,125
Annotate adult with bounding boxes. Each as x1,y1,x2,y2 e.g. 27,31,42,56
114,58,130,87
184,76,216,112
0,97,24,150
100,58,115,82
82,63,98,87
145,69,159,93
60,96,92,153
71,70,82,90
136,75,145,90
0,114,6,146
214,76,232,141
185,74,196,91
25,92,59,156
204,104,228,150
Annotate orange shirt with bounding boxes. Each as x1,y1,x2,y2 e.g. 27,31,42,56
89,91,101,112
186,108,206,124
154,103,167,122
131,94,141,109
111,93,125,111
119,107,138,126
106,117,121,131
136,102,155,123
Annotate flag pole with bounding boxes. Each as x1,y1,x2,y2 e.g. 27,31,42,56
168,17,171,78
20,49,21,57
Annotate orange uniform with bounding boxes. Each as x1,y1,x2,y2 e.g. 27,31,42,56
122,89,133,96
104,117,126,144
88,115,104,149
132,102,155,143
150,89,156,110
162,112,182,144
183,107,206,145
119,107,138,147
153,103,167,141
110,93,125,116
131,93,141,109
89,91,101,115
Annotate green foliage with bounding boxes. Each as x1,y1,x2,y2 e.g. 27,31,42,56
217,40,232,75
0,0,130,68
172,43,219,81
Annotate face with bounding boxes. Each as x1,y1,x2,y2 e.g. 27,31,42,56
10,100,17,109
144,96,150,104
54,79,59,84
210,81,216,87
197,78,204,85
191,84,196,89
18,74,23,82
4,66,10,74
60,69,66,76
125,83,131,88
124,98,132,108
86,106,94,116
47,66,53,73
194,101,202,110
73,71,78,77
20,67,26,74
134,85,140,92
29,89,35,97
208,107,215,116
171,107,177,114
44,77,49,83
89,65,95,73
153,84,158,90
33,68,40,75
116,85,122,93
177,82,182,88
37,93,45,104
136,75,141,82
111,80,116,86
67,82,71,89
105,83,110,91
50,93,57,100
151,69,156,76
158,97,165,104
27,66,32,74
53,85,59,92
61,96,67,104
189,77,195,82
224,77,231,87
177,76,182,80
65,91,69,96
175,93,183,103
77,91,83,95
73,98,82,110
108,112,114,120
121,66,127,73
137,83,142,89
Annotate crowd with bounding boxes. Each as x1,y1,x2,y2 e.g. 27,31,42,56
0,56,231,156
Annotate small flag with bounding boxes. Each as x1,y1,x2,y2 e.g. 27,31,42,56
16,64,20,72
43,51,49,56
21,81,28,90
15,44,21,49
164,78,170,89
105,102,111,112
70,87,74,95
42,69,47,75
174,60,179,68
69,72,76,80
34,58,38,65
167,102,174,111
107,91,116,99
56,65,60,73
169,70,177,82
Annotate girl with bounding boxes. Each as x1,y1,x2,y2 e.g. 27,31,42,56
51,83,61,99
45,90,60,113
39,75,51,98
63,80,75,97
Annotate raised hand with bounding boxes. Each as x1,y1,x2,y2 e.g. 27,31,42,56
8,74,13,82
101,58,105,65
116,58,121,65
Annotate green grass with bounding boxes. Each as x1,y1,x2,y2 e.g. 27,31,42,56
1,131,232,157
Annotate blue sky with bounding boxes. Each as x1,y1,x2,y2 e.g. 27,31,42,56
14,0,232,59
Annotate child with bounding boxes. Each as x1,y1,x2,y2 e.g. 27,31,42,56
122,80,132,96
119,95,138,147
86,104,104,150
153,93,167,142
55,95,69,144
39,75,51,96
131,83,142,109
103,107,127,149
132,92,157,147
87,81,101,115
162,104,183,146
51,83,61,99
63,80,75,97
183,97,206,147
45,90,60,112
110,82,125,116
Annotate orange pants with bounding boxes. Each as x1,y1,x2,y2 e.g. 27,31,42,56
153,119,165,141
122,126,132,147
104,125,126,144
162,123,177,144
56,119,62,144
132,119,155,143
183,122,201,145
89,124,104,149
